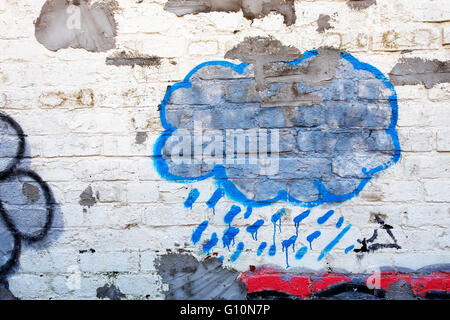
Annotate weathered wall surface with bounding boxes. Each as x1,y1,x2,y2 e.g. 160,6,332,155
0,0,449,300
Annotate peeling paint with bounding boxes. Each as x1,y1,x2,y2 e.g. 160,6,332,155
79,185,97,207
164,0,296,26
106,51,162,68
96,284,126,300
346,0,377,10
155,254,246,300
389,57,450,89
35,0,118,52
316,14,333,33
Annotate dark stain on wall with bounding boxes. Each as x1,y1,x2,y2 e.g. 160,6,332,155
155,253,246,300
164,0,297,26
346,0,377,10
22,183,40,204
135,132,148,145
389,57,450,89
0,281,17,300
96,284,126,300
106,51,162,68
35,0,118,52
316,14,333,33
79,185,97,207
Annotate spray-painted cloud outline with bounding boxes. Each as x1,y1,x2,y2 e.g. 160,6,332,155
153,50,401,208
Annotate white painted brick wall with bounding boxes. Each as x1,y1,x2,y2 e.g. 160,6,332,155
0,0,448,300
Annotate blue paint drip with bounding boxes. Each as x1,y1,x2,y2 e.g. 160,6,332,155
307,231,321,250
246,219,264,241
244,206,253,219
184,188,200,209
281,235,298,269
318,224,352,261
336,216,344,229
269,208,286,256
271,208,286,233
206,188,225,214
345,245,355,254
268,244,276,256
202,232,218,254
153,53,401,210
191,221,208,245
230,242,244,262
317,210,335,225
295,246,308,260
257,242,267,256
222,227,240,250
294,210,311,236
224,205,241,226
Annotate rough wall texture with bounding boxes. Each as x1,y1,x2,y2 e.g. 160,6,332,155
0,0,449,300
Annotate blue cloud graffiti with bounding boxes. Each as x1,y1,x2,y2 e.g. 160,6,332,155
153,47,401,267
153,49,401,209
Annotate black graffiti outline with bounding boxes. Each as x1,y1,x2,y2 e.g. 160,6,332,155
354,214,401,253
0,113,56,278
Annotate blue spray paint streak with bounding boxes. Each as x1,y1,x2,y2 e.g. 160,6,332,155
230,242,244,262
222,227,240,250
257,242,267,256
219,256,224,262
336,216,344,229
307,231,321,250
281,235,298,269
191,221,208,245
153,53,401,209
317,210,335,225
202,232,218,254
246,219,264,241
318,224,352,261
295,246,308,260
294,210,310,236
269,208,286,256
206,188,225,215
224,205,241,226
244,206,253,219
345,245,355,254
184,188,200,209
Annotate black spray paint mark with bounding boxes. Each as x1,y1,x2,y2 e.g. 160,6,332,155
346,0,377,10
316,14,333,33
96,284,126,300
155,253,246,300
354,214,401,253
79,185,97,208
35,0,118,52
389,57,450,89
164,0,296,26
106,51,162,68
0,113,58,287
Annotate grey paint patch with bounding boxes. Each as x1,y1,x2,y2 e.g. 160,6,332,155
164,0,296,26
385,279,417,300
316,14,333,33
96,284,126,300
155,254,246,300
35,0,118,52
346,0,377,10
389,57,450,89
225,36,302,91
79,186,97,207
106,51,162,68
135,132,148,145
22,182,40,204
